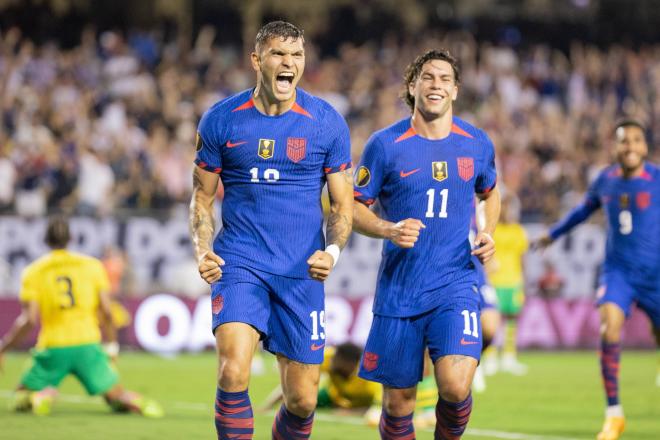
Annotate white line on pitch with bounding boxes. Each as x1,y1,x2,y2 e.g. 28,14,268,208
0,390,583,440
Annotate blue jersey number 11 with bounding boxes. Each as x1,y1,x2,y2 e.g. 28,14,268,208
425,188,449,218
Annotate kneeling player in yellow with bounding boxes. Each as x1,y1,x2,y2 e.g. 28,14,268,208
263,342,380,413
0,217,163,418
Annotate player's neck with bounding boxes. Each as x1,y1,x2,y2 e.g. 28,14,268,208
621,162,646,179
411,108,453,140
252,86,296,116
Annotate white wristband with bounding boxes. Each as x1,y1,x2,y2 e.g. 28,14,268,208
105,342,119,357
324,244,341,267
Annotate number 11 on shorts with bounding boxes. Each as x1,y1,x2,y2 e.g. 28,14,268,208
310,310,326,340
462,310,479,338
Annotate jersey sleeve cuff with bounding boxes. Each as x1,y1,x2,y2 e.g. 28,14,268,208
476,179,497,195
194,159,222,174
324,161,352,174
353,190,375,206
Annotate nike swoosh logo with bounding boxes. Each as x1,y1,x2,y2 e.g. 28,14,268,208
311,343,325,351
226,140,247,148
460,338,479,346
400,168,420,178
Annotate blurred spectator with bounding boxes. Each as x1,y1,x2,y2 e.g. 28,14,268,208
537,260,565,299
0,24,656,223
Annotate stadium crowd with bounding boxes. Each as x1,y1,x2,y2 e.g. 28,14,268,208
0,25,658,221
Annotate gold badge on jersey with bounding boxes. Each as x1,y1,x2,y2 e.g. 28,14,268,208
195,132,203,151
619,193,629,209
355,166,371,187
258,139,275,159
432,161,448,182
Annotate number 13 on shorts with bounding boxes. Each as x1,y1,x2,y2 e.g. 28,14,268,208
310,310,326,341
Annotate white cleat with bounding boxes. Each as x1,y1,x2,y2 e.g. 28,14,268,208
472,365,487,393
500,355,528,376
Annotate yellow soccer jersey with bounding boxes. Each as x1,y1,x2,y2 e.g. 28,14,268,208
320,347,380,409
489,223,528,287
19,249,110,348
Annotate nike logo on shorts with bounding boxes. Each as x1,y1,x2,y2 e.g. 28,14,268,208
399,168,420,178
226,140,247,148
460,338,479,345
311,343,325,351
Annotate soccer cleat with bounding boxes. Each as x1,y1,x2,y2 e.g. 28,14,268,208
500,355,528,376
139,398,164,418
482,355,499,376
597,416,625,440
364,405,381,427
30,388,57,416
472,365,486,393
413,408,436,429
9,390,32,412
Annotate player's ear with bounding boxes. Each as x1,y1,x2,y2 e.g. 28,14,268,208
250,51,260,72
408,81,415,100
451,84,458,101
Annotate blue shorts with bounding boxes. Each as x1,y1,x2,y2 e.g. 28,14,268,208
597,269,660,328
211,265,325,364
359,284,481,388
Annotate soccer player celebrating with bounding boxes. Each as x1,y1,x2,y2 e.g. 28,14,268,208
189,21,353,440
0,217,162,418
352,49,500,439
534,119,660,440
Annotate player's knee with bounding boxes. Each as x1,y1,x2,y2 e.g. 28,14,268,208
438,381,471,403
382,388,416,416
600,320,622,343
217,360,250,390
285,392,317,417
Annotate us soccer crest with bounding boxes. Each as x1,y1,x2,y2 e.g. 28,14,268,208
355,166,371,187
619,193,629,209
636,191,651,209
286,137,306,163
432,161,448,182
258,139,275,159
457,157,474,181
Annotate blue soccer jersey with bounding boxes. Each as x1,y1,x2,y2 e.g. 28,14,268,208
550,163,660,288
354,117,497,317
195,89,351,278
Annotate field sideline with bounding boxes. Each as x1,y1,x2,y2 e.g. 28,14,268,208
0,351,658,439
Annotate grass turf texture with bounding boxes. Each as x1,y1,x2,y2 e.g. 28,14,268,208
0,351,658,439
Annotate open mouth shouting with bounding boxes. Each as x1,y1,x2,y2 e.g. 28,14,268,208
275,72,296,94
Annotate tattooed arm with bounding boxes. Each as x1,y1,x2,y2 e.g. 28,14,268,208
307,169,354,281
189,166,224,283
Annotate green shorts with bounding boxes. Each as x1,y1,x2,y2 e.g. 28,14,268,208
495,285,525,316
21,343,119,395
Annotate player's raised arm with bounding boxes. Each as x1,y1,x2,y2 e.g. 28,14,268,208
532,177,602,250
189,166,224,283
472,185,501,263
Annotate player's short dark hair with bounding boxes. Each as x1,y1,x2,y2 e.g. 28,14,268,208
255,21,304,52
45,216,71,249
334,342,362,364
614,118,646,135
402,49,460,112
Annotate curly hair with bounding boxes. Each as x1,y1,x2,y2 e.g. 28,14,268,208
255,21,304,52
402,49,460,112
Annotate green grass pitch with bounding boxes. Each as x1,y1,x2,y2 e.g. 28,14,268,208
1,351,658,439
